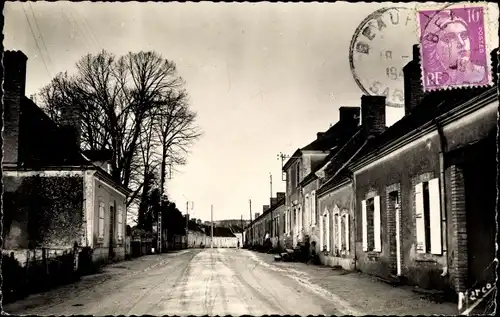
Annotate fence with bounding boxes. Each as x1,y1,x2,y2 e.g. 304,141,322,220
129,237,153,258
1,245,80,303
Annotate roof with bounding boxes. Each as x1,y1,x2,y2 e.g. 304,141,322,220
246,195,285,229
18,97,91,168
229,225,244,233
14,97,131,195
317,128,368,195
300,119,361,187
349,85,496,171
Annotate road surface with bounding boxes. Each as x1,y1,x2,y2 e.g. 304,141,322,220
3,248,358,316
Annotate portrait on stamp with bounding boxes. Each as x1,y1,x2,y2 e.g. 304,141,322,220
418,6,490,91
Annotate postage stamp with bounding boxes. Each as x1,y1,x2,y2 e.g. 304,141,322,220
416,3,493,91
349,7,418,108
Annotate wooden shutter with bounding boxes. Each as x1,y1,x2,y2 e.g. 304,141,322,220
374,196,381,252
312,191,316,225
428,178,442,255
345,214,350,252
99,202,105,238
415,183,426,253
118,206,123,239
362,200,368,251
337,214,342,251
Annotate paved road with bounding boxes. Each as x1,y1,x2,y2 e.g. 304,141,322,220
3,248,356,316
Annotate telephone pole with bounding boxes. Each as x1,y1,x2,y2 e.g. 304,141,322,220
249,199,253,245
211,205,214,248
270,173,273,199
185,201,189,248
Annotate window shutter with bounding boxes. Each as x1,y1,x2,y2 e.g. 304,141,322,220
337,214,342,251
312,192,316,225
428,178,442,255
362,200,368,251
415,183,426,253
99,203,105,238
374,196,382,252
345,214,350,252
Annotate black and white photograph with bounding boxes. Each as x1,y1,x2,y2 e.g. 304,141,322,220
1,1,498,316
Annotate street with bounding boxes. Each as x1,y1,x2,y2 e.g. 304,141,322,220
3,248,459,316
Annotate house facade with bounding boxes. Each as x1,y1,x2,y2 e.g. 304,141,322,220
2,50,130,266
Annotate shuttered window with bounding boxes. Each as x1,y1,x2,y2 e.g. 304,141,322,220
117,206,123,240
362,200,368,251
311,191,316,225
345,213,350,252
373,196,381,252
415,178,442,255
362,196,381,252
98,202,105,239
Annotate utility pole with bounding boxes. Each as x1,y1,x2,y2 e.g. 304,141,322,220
211,205,214,248
249,199,253,245
186,201,189,249
270,173,273,199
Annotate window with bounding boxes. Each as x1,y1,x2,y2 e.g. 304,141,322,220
305,195,310,227
311,191,316,225
344,213,350,252
335,213,341,254
415,178,442,254
98,202,105,239
296,162,300,185
362,196,381,252
117,205,123,241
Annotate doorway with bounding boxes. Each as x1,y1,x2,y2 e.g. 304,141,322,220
463,137,496,289
388,190,402,276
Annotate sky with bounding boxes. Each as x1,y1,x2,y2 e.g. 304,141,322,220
4,1,498,223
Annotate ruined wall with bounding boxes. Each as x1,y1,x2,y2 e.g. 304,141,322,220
3,174,84,250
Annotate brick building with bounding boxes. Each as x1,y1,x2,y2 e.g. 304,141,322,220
346,45,497,294
282,108,360,249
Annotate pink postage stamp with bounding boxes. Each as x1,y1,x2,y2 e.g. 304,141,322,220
417,4,493,91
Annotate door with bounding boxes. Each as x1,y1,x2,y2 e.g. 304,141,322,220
388,191,402,276
464,138,496,288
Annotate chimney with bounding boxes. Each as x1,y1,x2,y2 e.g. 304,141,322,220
316,132,325,139
361,95,386,136
339,106,361,123
60,102,82,150
403,44,425,116
196,219,202,225
3,51,28,164
255,212,260,219
277,192,286,202
270,197,278,207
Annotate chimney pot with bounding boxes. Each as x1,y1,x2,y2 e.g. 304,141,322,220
317,132,325,139
277,192,286,202
339,106,361,123
403,44,425,115
3,50,29,164
361,95,386,136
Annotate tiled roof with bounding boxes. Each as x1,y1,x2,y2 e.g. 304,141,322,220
317,128,368,194
18,97,91,168
353,86,496,163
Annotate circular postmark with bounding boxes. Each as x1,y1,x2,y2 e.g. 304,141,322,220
417,3,489,90
349,7,418,108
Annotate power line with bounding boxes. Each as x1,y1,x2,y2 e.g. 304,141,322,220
21,3,51,79
28,2,53,72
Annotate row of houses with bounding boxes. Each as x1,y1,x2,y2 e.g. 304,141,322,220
3,50,130,267
244,45,498,298
186,220,243,248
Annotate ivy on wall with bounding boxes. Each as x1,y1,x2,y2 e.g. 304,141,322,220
3,175,84,248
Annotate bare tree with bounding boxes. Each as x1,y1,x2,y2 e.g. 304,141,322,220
154,89,202,198
38,50,201,214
